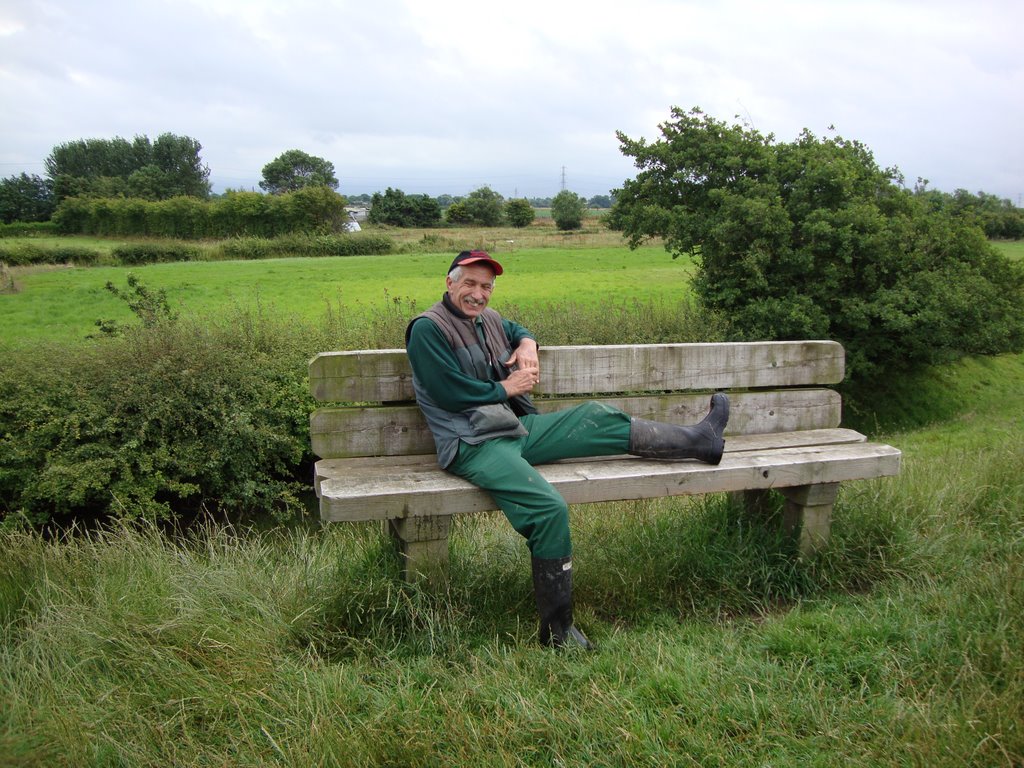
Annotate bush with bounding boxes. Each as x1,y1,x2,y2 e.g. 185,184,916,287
611,107,1024,382
0,221,57,238
113,242,202,265
0,306,317,527
212,233,394,260
0,243,46,266
0,289,721,528
368,188,441,227
0,242,100,266
505,198,536,228
215,236,279,260
551,190,587,231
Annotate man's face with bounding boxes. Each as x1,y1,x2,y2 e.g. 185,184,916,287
447,263,496,318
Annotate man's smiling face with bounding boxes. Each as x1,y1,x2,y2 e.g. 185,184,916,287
447,263,496,318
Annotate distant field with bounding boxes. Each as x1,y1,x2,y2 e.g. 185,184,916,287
992,239,1023,261
0,244,692,345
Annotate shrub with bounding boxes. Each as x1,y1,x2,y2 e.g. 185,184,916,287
0,242,99,266
368,188,442,227
46,246,101,266
0,305,317,527
0,243,46,266
611,107,1024,382
51,188,351,239
505,198,536,228
444,201,472,225
551,190,587,231
215,236,279,260
211,233,395,260
113,242,202,265
0,221,57,238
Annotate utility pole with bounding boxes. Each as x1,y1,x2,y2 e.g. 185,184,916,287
561,166,567,191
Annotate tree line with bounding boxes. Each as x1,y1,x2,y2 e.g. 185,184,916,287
361,186,595,230
0,135,611,231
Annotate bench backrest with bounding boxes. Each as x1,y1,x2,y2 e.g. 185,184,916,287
309,341,845,461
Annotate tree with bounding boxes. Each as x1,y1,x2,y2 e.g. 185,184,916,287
610,106,1024,381
259,149,338,194
551,190,587,230
445,200,473,225
461,186,505,226
368,187,441,227
149,133,212,198
505,198,535,228
44,134,210,201
0,173,56,223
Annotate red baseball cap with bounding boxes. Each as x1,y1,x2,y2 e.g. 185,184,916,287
448,250,504,275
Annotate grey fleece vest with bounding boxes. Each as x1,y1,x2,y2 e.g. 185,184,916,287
410,301,532,468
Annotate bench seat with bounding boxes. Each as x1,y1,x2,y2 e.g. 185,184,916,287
315,428,899,521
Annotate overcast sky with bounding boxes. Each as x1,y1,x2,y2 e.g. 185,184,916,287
2,0,1022,201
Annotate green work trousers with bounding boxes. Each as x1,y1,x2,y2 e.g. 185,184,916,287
448,400,632,559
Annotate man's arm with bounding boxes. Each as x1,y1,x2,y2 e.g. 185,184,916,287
406,318,508,412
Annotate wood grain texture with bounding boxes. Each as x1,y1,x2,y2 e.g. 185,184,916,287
315,430,900,522
310,389,843,459
309,341,845,403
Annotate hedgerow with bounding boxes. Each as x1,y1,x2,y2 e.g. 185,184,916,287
51,186,349,239
0,241,99,266
212,232,394,260
0,221,57,238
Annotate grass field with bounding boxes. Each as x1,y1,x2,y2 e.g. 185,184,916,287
1,243,692,345
993,239,1024,261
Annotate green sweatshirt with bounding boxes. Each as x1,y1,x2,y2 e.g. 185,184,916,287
406,310,535,413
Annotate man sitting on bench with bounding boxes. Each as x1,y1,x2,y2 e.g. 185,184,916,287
405,250,729,650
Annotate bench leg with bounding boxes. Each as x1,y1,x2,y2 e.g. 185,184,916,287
388,515,452,587
778,483,840,557
734,483,840,557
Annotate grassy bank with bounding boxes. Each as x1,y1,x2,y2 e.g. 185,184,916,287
2,350,1021,766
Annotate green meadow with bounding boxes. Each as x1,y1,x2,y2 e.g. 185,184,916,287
1,245,693,344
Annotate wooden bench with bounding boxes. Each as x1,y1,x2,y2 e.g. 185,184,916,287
309,341,901,584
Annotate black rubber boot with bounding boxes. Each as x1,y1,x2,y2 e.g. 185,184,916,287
628,392,730,465
531,556,594,650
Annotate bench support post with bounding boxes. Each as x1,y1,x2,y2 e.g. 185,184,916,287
734,482,840,558
388,515,452,587
778,482,840,557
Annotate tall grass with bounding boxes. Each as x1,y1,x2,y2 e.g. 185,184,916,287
2,351,1022,765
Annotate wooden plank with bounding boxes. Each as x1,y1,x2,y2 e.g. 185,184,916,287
312,427,871,488
309,389,843,459
309,341,845,403
316,439,901,522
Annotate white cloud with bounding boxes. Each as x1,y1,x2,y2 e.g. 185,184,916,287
0,0,1021,199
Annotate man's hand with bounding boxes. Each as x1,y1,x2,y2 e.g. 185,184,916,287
500,368,539,397
506,338,539,374
501,338,540,397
